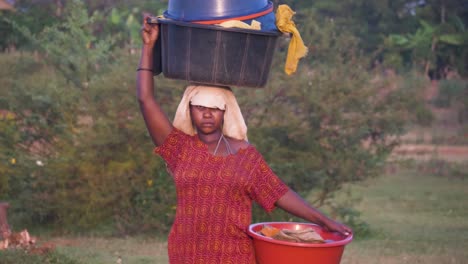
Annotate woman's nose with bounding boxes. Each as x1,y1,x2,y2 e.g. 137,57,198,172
202,108,213,117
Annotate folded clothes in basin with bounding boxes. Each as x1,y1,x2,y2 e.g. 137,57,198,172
259,225,325,244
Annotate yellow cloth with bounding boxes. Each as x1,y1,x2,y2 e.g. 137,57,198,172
173,85,248,141
275,5,308,75
218,20,261,30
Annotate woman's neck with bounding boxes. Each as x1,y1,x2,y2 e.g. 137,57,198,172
198,131,232,155
197,131,222,145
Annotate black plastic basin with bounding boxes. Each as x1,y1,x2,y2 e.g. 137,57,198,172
156,18,281,88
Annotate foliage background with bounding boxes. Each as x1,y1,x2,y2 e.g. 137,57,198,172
0,0,467,238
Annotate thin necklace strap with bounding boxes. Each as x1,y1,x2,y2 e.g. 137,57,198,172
213,134,233,156
222,135,234,155
213,134,224,155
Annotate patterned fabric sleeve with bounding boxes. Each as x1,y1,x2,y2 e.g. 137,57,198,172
153,128,189,173
248,153,289,212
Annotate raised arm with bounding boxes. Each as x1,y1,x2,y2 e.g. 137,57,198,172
275,189,352,236
137,14,173,146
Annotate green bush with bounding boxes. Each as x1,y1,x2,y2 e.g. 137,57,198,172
433,79,467,108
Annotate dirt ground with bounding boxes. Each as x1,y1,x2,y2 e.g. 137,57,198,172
392,144,468,162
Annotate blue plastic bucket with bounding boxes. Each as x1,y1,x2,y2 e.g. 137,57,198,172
164,0,271,22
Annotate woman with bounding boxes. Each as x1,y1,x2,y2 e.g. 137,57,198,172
137,15,351,264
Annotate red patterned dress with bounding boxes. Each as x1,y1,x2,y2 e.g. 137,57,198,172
155,128,289,264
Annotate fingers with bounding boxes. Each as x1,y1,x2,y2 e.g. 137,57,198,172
141,15,151,32
341,225,352,236
327,222,352,236
141,26,151,35
142,12,152,22
141,12,155,30
140,12,159,45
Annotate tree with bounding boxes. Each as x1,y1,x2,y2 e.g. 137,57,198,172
236,10,430,232
1,0,180,233
382,0,468,77
0,0,63,51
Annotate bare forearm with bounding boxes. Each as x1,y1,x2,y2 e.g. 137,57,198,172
135,16,173,146
135,44,172,146
136,45,155,102
276,190,353,235
275,189,332,226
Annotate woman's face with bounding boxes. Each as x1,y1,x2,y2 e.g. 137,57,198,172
190,105,225,134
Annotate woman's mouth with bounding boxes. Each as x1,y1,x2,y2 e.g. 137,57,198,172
201,122,214,127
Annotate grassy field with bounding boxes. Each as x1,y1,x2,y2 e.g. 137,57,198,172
341,167,468,264
1,165,467,264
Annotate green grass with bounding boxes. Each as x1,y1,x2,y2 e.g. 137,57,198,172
1,167,467,263
0,237,169,264
341,169,468,264
53,237,169,264
0,251,79,264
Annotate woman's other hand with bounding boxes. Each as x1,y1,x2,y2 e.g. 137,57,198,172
322,219,352,236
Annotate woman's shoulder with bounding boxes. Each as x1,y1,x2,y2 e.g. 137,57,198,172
160,127,194,146
226,137,257,155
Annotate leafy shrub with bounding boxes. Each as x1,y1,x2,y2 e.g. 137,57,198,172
433,79,467,108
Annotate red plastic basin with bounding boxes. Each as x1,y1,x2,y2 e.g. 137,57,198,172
248,222,353,264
